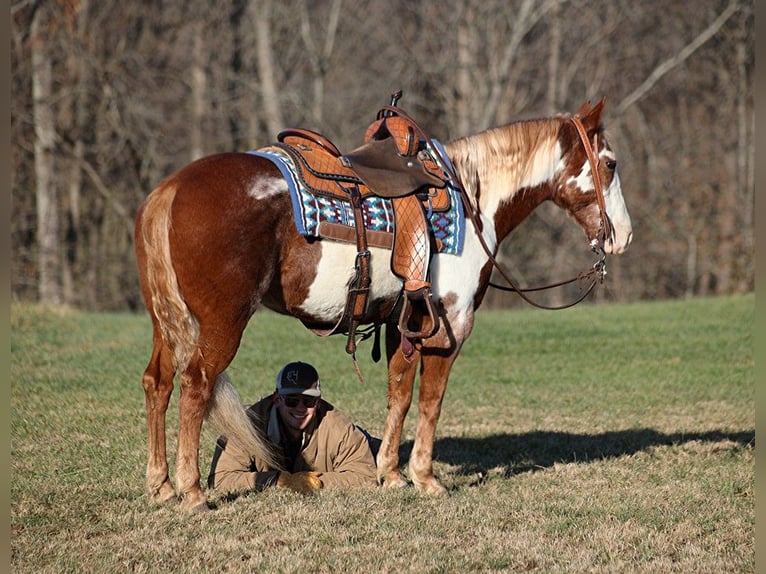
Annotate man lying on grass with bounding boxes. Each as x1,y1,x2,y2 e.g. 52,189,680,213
208,361,379,494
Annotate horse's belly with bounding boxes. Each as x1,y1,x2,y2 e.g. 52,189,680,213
299,242,401,321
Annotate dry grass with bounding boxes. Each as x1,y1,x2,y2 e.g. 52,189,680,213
11,295,754,573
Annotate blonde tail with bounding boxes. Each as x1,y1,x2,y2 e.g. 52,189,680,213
206,371,283,471
138,183,198,371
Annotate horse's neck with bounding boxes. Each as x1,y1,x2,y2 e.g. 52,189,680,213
445,118,562,243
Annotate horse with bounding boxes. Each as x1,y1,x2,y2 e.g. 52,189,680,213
134,97,632,511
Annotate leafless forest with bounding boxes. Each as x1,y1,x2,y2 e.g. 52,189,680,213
11,0,754,311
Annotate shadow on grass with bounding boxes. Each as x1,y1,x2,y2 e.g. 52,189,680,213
398,428,755,479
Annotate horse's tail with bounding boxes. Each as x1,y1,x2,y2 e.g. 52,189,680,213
136,183,283,471
207,371,284,471
136,182,199,371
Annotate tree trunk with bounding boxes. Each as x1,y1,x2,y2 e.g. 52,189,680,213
62,0,91,307
253,0,284,136
31,5,61,305
735,9,753,292
298,0,342,126
545,1,560,114
455,8,475,137
190,23,207,161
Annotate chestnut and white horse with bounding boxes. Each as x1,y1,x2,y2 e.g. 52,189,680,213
134,99,632,511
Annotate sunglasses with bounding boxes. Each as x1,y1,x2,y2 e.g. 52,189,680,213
282,395,319,409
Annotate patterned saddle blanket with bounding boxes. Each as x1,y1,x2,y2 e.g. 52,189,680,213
249,140,465,255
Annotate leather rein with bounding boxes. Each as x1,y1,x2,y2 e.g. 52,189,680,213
418,111,613,311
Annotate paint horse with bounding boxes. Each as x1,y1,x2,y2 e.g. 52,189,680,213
134,98,632,511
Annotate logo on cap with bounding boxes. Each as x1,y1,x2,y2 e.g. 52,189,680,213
276,361,321,396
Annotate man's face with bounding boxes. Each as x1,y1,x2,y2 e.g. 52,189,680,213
275,394,319,434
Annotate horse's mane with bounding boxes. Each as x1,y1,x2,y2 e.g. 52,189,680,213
444,118,562,199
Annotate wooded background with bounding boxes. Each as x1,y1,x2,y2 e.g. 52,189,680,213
11,0,754,311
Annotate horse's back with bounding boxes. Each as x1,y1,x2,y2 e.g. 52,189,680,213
161,152,284,205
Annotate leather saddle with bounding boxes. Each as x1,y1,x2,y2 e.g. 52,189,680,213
275,124,449,206
274,96,449,358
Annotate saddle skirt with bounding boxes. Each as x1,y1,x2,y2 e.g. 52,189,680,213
250,140,466,255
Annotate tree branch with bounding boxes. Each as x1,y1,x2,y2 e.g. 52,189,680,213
614,0,742,117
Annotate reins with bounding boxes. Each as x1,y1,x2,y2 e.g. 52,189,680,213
427,113,612,310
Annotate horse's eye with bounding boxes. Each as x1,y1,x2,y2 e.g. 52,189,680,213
605,160,617,170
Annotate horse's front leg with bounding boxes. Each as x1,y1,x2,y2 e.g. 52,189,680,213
142,335,178,504
407,349,458,496
377,329,419,488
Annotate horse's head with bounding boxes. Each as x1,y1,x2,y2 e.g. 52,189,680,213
553,99,633,255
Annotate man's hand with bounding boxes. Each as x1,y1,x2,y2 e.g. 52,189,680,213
276,471,324,494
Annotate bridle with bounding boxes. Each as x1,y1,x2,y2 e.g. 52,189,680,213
432,113,614,311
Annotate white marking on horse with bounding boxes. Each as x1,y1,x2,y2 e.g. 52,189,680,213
566,148,614,194
567,157,595,194
482,139,562,218
603,170,633,253
566,148,632,253
300,242,402,320
249,177,288,200
432,213,495,315
522,140,563,189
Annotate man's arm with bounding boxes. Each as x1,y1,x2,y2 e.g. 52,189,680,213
314,417,378,489
207,436,280,493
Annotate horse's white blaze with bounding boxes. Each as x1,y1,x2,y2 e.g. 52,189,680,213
597,147,633,253
565,149,632,254
602,171,633,254
248,176,288,199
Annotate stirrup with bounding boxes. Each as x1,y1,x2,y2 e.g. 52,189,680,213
398,286,440,340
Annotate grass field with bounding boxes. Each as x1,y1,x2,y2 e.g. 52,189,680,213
11,294,754,573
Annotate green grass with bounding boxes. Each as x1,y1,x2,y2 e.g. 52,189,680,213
11,295,754,573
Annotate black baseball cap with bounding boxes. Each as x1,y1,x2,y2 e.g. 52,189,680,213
275,362,321,397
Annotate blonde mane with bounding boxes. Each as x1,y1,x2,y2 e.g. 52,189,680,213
444,118,562,210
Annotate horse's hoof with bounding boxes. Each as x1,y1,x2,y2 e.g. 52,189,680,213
149,482,178,505
413,478,448,496
187,501,212,513
379,472,409,489
179,495,211,513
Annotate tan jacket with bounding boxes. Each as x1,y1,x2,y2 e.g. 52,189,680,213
207,395,377,493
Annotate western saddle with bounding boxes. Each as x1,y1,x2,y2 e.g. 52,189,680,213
273,92,450,360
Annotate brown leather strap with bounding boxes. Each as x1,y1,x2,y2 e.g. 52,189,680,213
344,185,372,357
569,116,613,244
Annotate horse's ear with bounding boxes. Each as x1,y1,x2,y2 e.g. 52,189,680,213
590,97,606,118
575,100,592,117
580,97,606,133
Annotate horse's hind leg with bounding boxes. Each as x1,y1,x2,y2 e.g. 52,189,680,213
142,332,178,504
173,355,212,511
173,320,249,512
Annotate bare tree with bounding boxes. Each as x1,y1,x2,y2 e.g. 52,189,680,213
190,20,207,161
296,0,343,125
613,0,743,118
10,0,754,310
252,0,284,137
30,2,61,305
